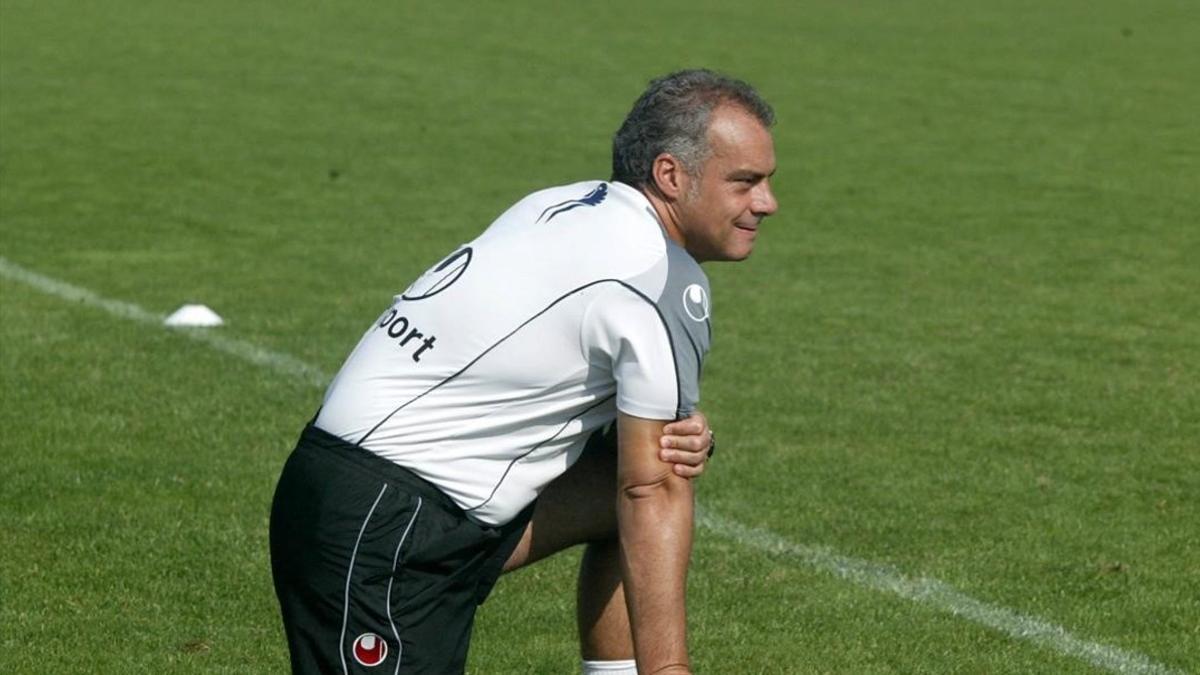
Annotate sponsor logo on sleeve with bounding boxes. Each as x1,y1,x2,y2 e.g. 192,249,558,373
352,632,388,667
682,284,710,322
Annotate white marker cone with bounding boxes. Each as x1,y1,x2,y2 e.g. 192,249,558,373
164,304,224,327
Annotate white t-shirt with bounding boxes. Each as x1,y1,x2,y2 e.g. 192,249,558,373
315,180,712,525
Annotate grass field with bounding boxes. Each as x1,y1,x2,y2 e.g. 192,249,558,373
2,0,1198,672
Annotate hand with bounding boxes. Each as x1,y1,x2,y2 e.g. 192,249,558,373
659,410,713,478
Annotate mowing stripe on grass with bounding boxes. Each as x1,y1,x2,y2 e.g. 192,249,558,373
0,255,1181,675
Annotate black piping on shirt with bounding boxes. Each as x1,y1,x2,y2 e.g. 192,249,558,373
355,279,680,448
464,393,617,514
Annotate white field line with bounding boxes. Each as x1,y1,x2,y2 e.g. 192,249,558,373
696,508,1182,675
0,256,329,389
0,255,1183,675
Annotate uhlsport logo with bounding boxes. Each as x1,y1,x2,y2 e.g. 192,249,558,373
682,284,710,322
352,633,388,667
402,246,472,301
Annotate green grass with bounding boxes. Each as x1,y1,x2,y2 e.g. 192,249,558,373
2,0,1198,672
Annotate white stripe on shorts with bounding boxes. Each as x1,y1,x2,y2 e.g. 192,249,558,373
339,484,389,675
388,496,424,674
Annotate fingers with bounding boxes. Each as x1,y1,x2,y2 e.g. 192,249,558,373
671,462,704,479
658,445,706,467
660,411,713,479
662,411,708,437
659,433,709,454
661,419,703,436
659,447,706,478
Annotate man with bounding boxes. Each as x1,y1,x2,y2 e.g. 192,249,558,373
270,69,777,674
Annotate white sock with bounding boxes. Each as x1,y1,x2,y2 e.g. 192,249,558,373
581,659,638,675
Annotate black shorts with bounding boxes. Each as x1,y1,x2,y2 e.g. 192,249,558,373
269,425,534,674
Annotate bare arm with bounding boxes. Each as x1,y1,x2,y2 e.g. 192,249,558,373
617,412,694,674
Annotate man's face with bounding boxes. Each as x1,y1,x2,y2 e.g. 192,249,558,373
675,104,778,262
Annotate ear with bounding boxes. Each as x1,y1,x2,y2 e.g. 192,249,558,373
650,153,687,201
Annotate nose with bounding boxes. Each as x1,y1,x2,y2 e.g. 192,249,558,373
752,180,779,217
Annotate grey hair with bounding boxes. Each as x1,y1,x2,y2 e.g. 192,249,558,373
610,69,774,188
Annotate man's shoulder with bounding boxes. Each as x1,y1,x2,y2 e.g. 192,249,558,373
480,180,667,265
662,239,709,290
521,179,608,205
513,180,651,227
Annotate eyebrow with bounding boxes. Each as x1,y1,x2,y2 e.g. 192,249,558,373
727,168,777,181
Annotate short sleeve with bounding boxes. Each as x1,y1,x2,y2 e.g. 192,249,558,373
653,269,711,418
581,279,710,420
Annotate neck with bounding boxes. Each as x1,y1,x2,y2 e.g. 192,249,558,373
637,184,687,249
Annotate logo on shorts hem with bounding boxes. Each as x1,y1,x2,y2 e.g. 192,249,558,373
352,632,388,667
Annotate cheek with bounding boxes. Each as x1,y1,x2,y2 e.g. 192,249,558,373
725,194,751,218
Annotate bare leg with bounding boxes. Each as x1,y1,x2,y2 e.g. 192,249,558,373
501,441,616,571
502,440,633,660
577,538,633,659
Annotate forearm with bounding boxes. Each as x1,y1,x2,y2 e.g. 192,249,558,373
618,471,694,673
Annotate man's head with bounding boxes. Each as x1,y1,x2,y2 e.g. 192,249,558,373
611,69,778,262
